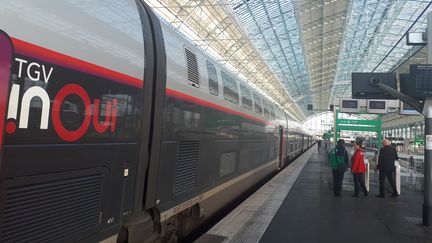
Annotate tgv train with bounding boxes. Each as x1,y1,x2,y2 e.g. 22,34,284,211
0,1,313,242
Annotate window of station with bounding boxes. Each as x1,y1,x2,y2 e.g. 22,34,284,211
253,93,263,115
263,99,270,118
206,61,219,96
240,84,253,111
221,71,239,104
184,47,200,88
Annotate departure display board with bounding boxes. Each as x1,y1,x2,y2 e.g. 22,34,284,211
352,72,397,99
405,65,432,98
400,101,420,116
369,101,385,109
340,99,360,113
342,100,358,108
367,100,387,114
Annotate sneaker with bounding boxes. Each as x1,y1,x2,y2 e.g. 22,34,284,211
391,194,399,198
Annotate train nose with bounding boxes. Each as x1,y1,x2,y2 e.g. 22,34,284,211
0,31,13,152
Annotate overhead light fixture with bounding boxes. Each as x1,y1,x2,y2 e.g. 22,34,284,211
406,32,427,45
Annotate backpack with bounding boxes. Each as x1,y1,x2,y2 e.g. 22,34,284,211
329,148,347,172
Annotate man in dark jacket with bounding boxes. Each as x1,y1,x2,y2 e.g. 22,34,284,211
376,139,399,197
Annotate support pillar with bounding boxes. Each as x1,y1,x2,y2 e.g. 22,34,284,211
422,11,432,226
423,98,432,226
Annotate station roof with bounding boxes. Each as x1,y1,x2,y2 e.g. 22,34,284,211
147,0,432,122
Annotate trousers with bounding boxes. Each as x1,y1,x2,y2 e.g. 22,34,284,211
352,173,367,195
332,169,344,196
379,169,398,196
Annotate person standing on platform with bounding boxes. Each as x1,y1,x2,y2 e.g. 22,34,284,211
351,141,368,197
317,140,322,151
409,156,415,170
376,138,399,198
329,139,349,197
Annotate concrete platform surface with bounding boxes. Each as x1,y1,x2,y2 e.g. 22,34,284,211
260,149,432,243
196,146,315,243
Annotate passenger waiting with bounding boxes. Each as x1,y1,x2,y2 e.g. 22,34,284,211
409,156,415,170
329,139,349,197
376,139,399,198
351,141,368,197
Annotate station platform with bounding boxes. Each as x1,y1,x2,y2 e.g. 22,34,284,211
197,146,432,243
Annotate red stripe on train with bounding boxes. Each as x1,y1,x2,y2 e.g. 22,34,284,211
166,89,271,125
11,38,143,88
8,38,272,126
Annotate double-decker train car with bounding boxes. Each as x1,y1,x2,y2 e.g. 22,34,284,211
0,1,313,242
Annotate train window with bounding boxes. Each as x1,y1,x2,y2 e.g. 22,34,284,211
253,93,263,115
184,47,200,88
221,71,239,104
239,84,253,110
263,99,270,117
207,61,219,96
220,152,236,177
269,104,275,120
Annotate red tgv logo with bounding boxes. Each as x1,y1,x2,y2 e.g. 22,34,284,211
5,82,118,142
4,56,119,142
0,31,13,151
0,34,120,144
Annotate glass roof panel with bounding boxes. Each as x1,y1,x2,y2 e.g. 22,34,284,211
332,0,432,100
146,0,432,121
146,0,307,121
228,0,314,116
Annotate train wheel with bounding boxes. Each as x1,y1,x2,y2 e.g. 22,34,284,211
161,216,178,243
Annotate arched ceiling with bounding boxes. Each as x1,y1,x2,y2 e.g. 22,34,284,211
146,0,432,122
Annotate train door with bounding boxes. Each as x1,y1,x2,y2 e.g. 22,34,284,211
284,113,291,161
277,125,284,169
135,0,167,214
301,134,305,151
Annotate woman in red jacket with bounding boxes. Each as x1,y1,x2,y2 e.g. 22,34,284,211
351,141,368,197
